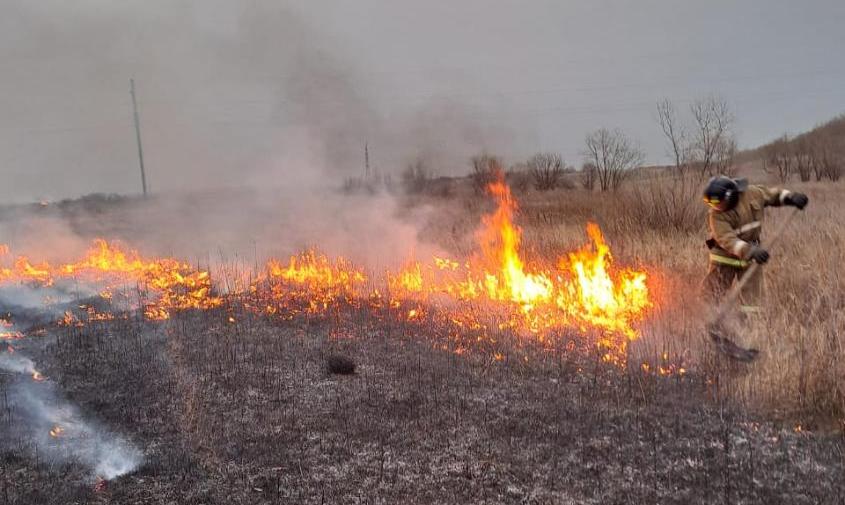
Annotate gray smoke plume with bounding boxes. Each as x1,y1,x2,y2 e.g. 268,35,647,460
0,1,519,204
0,1,520,276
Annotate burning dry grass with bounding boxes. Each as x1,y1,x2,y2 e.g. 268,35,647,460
491,175,845,424
0,174,844,503
0,177,654,365
0,238,221,320
400,173,845,423
1,174,841,424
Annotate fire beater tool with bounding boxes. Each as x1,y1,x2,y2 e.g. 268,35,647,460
706,207,800,362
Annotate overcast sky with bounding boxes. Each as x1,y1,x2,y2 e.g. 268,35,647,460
2,0,844,202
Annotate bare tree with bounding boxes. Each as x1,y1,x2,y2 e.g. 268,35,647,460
580,162,597,191
761,114,844,183
690,95,736,178
792,135,817,182
816,134,843,182
712,136,738,177
657,96,737,179
469,153,503,193
810,135,828,181
762,135,793,182
401,157,433,194
582,128,645,191
527,152,564,191
825,148,843,181
505,162,531,192
656,98,690,173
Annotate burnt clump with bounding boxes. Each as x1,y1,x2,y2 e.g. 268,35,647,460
326,354,356,375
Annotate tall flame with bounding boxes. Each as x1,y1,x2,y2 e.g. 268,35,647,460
559,223,650,339
383,176,652,358
477,181,553,311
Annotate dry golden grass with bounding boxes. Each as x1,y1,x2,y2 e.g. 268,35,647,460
410,173,845,425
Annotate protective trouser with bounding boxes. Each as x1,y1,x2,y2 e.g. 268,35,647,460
702,254,763,314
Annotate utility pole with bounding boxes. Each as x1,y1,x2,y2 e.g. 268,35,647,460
130,78,148,197
364,142,370,179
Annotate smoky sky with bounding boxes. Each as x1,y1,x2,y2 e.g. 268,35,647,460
1,0,844,203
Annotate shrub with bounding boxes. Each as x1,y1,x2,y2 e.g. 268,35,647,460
469,154,503,193
527,153,564,191
620,171,707,234
402,159,433,194
505,164,531,193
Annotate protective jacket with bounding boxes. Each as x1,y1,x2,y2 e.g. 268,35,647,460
707,185,792,267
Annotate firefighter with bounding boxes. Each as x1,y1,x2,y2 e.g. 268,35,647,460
702,176,808,315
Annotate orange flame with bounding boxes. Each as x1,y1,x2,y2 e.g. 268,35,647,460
49,425,64,438
14,257,52,284
267,249,366,289
0,180,653,363
475,180,552,311
265,249,365,313
558,223,651,339
383,176,652,359
0,240,221,320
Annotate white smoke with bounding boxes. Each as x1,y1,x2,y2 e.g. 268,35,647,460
0,352,143,481
0,352,37,375
0,283,90,310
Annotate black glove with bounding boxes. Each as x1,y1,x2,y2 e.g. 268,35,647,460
785,192,808,210
747,245,769,265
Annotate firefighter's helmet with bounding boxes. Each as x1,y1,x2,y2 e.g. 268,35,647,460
703,176,746,212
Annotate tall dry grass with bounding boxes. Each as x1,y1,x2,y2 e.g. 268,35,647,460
733,182,845,421
413,173,845,424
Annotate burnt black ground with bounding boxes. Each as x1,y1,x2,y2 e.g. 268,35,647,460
1,304,844,505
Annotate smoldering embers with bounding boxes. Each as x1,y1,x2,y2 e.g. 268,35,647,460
1,354,143,480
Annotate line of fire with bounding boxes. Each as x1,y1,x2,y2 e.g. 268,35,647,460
1,178,658,368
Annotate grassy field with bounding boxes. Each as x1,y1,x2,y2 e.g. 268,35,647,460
406,170,844,421
1,172,844,504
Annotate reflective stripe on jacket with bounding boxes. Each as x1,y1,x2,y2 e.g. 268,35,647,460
709,253,749,268
707,184,791,263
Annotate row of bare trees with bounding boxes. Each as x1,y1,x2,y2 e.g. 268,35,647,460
763,132,843,182
469,132,645,194
456,97,841,196
366,105,842,199
469,127,645,194
463,95,737,194
470,153,573,193
462,96,734,196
